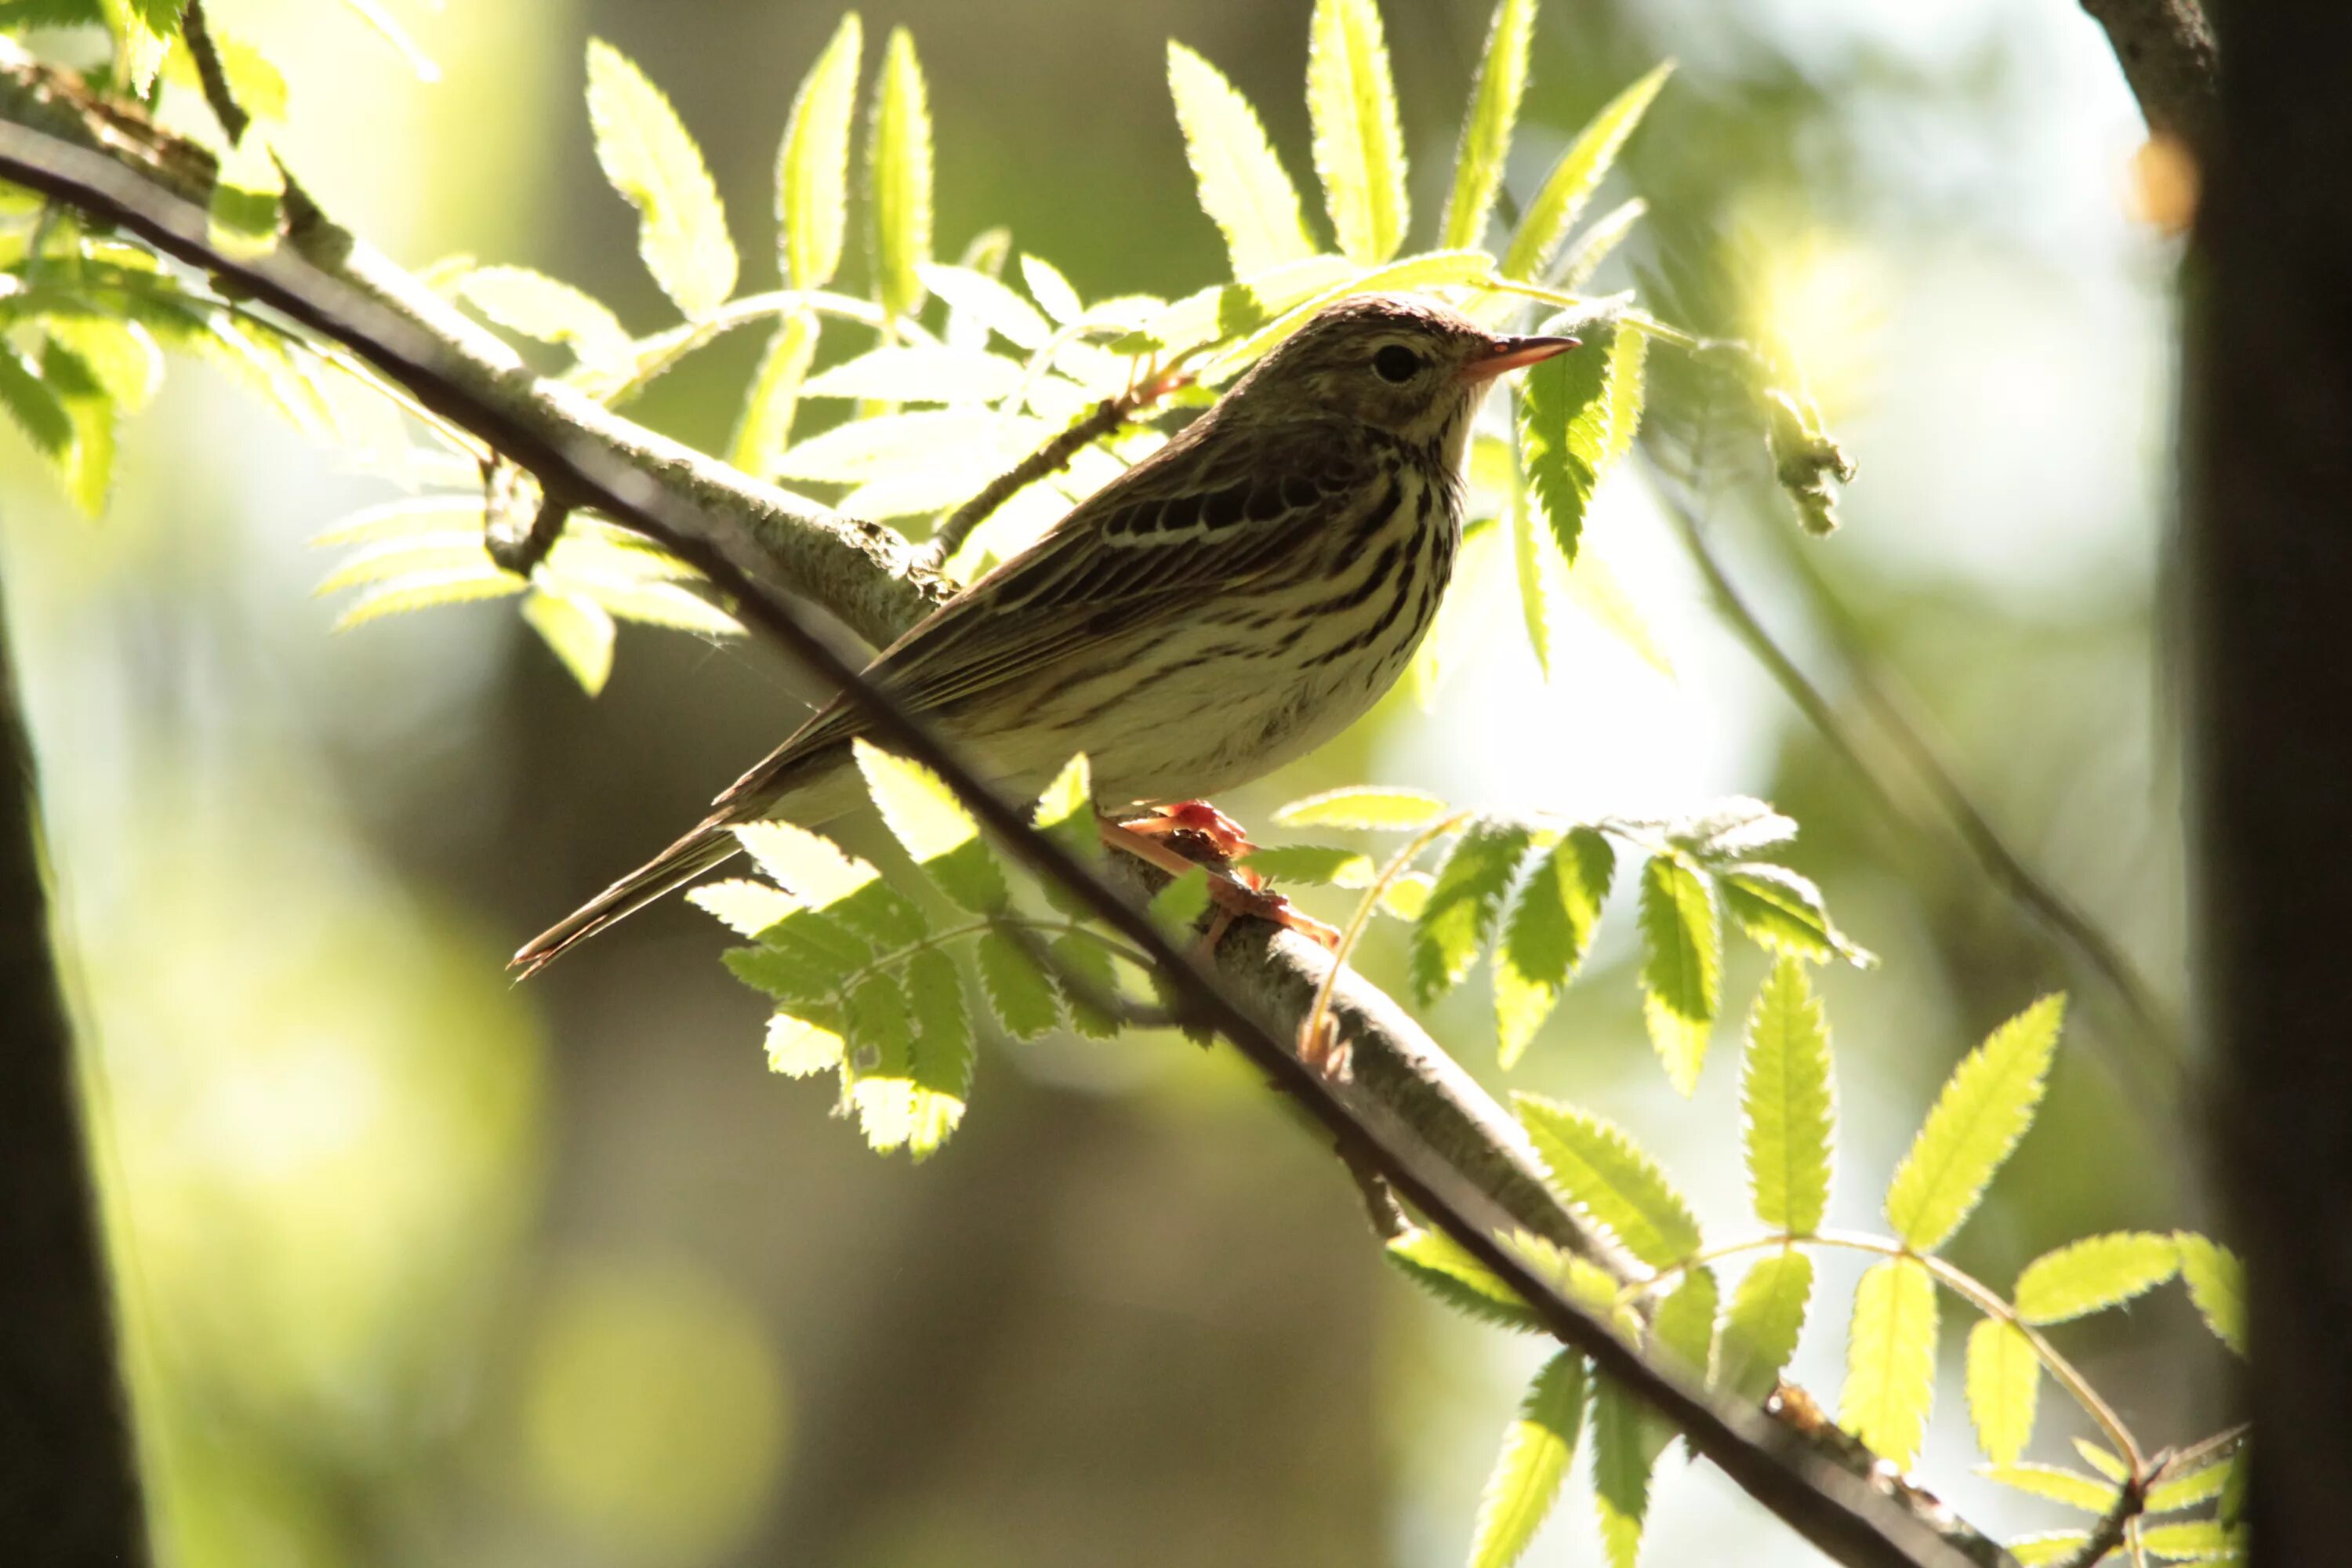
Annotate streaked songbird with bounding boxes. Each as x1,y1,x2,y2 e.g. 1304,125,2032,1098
514,293,1574,974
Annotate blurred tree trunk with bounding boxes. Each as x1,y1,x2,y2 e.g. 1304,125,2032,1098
2189,6,2352,1559
0,582,148,1562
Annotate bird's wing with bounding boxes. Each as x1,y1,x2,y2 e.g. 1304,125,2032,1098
709,412,1387,815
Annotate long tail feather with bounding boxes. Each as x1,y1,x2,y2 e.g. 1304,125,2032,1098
511,824,742,978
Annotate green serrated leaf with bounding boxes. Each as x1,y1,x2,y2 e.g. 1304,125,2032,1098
800,343,1022,404
102,0,180,93
1653,1263,1719,1384
1494,827,1613,1068
686,878,800,938
975,926,1059,1039
1716,1248,1813,1403
725,924,861,1013
1272,786,1449,829
1167,42,1316,277
0,343,75,462
1441,0,1534,250
1510,466,1566,680
1384,1228,1543,1332
763,1008,847,1077
735,819,877,906
778,11,862,291
1637,853,1719,1094
2147,1444,2237,1515
207,129,282,260
849,946,973,1158
331,568,527,629
586,38,738,319
1146,864,1215,938
1514,1093,1700,1268
1468,1349,1587,1568
2173,1232,2247,1358
521,584,617,696
1721,862,1875,967
728,307,818,477
1410,818,1534,1004
1841,1257,1937,1469
1980,1462,2118,1513
1592,1376,1665,1568
337,0,437,82
1111,254,1354,357
1884,995,2066,1253
1051,932,1121,1039
1518,312,1645,565
851,739,1005,912
2074,1437,2130,1482
37,341,114,517
2137,1519,2236,1563
1500,61,1671,282
1237,844,1375,887
2013,1232,2178,1325
2006,1532,2092,1568
1965,1317,2040,1466
867,26,934,322
921,261,1054,350
1018,252,1083,324
1741,957,1833,1233
772,408,1005,482
1378,870,1433,920
1305,0,1407,265
46,315,162,416
1031,751,1100,916
1557,197,1647,291
458,266,633,382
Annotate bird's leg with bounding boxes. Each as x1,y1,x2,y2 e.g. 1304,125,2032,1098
1099,811,1341,951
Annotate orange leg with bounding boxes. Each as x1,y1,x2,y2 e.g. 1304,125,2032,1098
1098,818,1340,951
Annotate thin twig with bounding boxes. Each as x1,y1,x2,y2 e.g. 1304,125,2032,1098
2055,1465,2151,1568
0,116,2006,1568
180,1,247,143
1653,480,2184,1101
918,380,1166,571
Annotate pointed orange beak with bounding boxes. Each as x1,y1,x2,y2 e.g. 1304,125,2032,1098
1459,333,1579,385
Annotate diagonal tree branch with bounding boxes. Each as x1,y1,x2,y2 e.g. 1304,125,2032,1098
0,71,2014,1568
2078,0,2220,165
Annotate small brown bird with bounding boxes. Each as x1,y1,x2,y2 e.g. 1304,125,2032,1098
514,293,1574,974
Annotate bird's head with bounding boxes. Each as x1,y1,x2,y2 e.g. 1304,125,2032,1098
1228,293,1577,461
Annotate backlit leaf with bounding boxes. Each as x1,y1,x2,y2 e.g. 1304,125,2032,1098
2138,1519,2236,1562
728,307,818,477
1468,1350,1587,1568
1237,844,1375,887
686,878,800,938
1514,1093,1700,1268
1306,0,1408,265
867,27,934,323
778,11,862,291
1722,862,1875,966
921,262,1054,350
586,38,738,318
1717,1248,1813,1403
1980,1463,2118,1513
1410,818,1534,1004
0,344,73,459
1051,932,1122,1039
1500,61,1671,282
848,946,972,1159
1273,786,1449,830
2013,1232,2178,1325
764,1009,847,1077
975,926,1059,1039
458,265,634,380
1652,1263,1719,1384
1018,252,1084,324
207,129,282,260
1167,42,1316,276
853,739,1006,912
1637,853,1719,1094
1884,995,2065,1253
1441,0,1534,250
1841,1257,1937,1469
1494,827,1613,1068
1385,1228,1543,1332
1740,957,1833,1233
1592,1377,1666,1568
1965,1318,2040,1465
2174,1232,2247,1358
521,584,617,696
800,343,1022,404
1518,311,1644,564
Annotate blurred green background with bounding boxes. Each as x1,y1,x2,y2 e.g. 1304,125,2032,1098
1,0,2216,1563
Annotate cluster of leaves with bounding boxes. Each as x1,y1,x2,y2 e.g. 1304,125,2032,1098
1385,971,2248,1567
1260,788,1871,1090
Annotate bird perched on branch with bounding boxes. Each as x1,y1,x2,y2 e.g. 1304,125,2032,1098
514,293,1575,975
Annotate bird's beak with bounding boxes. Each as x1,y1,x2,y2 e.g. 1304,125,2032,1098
1459,334,1579,385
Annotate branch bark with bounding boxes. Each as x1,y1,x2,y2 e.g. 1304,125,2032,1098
0,574,150,1558
2079,0,2220,165
0,56,2013,1568
2189,3,2350,1559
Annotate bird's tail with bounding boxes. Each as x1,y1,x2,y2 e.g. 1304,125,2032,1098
510,821,742,978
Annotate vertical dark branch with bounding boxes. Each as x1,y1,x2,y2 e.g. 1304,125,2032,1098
0,583,149,1560
2187,4,2352,1558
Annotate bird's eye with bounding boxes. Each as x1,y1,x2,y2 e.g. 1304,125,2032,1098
1372,344,1421,383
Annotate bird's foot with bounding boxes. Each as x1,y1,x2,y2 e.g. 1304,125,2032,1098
1099,812,1341,953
